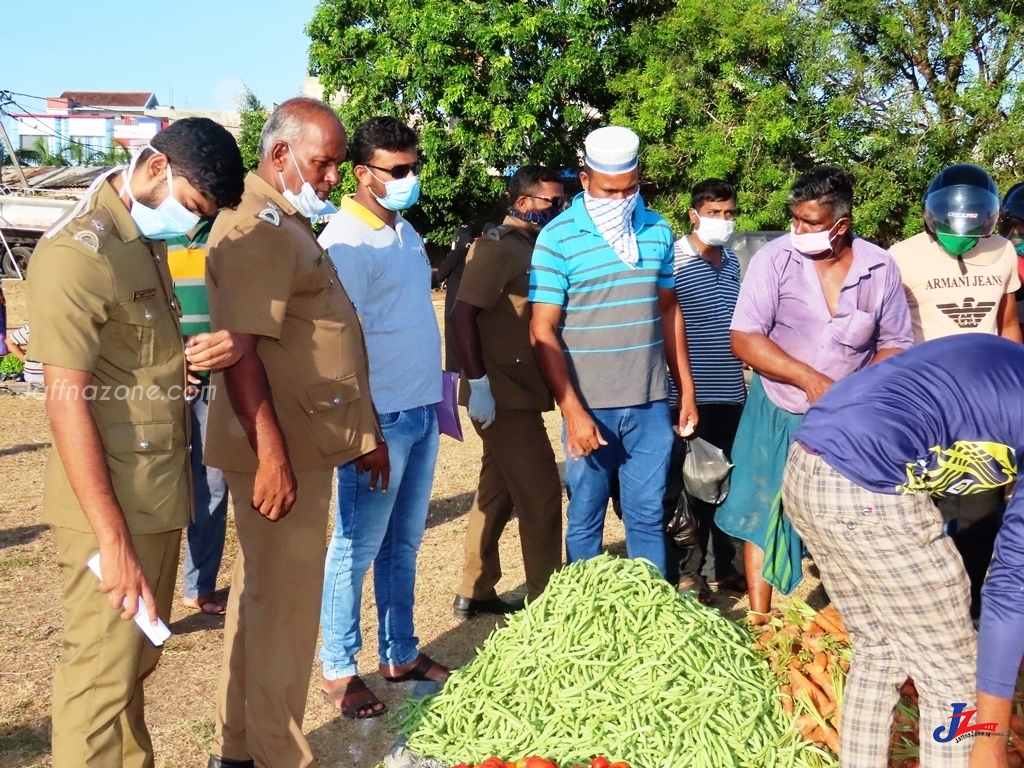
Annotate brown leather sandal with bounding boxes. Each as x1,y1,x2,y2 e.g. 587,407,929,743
380,653,450,684
321,676,387,719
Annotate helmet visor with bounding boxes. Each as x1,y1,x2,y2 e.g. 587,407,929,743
924,185,1000,237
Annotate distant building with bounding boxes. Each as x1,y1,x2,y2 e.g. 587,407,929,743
6,90,239,161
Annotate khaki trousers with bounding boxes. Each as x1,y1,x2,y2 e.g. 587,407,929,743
51,527,181,768
459,409,562,601
212,469,333,768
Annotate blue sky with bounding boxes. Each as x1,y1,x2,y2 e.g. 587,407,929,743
5,0,322,112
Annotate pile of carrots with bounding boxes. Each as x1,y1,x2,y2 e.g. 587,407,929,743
750,599,1024,768
749,599,849,758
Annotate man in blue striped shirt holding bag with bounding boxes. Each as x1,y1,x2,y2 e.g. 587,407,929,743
528,126,698,576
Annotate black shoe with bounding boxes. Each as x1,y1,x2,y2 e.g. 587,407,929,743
207,756,255,768
452,594,525,619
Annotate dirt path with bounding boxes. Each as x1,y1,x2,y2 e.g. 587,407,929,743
0,281,823,767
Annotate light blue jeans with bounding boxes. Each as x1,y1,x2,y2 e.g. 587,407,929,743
183,383,228,599
563,400,674,575
320,405,440,679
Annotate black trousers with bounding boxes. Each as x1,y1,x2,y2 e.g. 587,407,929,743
936,489,1005,620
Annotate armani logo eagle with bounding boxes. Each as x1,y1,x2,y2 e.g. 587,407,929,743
937,297,997,328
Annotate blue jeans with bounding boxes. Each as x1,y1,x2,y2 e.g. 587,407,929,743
183,383,229,599
563,400,673,575
320,405,440,679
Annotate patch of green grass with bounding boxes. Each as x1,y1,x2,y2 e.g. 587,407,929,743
0,554,43,578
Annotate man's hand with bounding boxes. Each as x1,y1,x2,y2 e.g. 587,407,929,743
467,375,496,429
801,371,835,404
676,393,699,437
97,537,159,624
252,457,297,521
970,738,1008,768
564,405,607,460
185,331,243,372
356,442,391,491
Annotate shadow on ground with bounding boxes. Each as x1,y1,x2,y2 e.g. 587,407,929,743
0,524,47,550
0,716,50,768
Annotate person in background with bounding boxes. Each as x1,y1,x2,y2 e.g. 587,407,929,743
317,116,448,721
436,224,473,372
890,164,1022,621
998,182,1024,342
167,220,229,615
7,323,43,388
28,117,244,768
203,98,382,768
780,335,1024,768
529,125,698,577
664,179,746,603
450,165,565,618
717,166,913,616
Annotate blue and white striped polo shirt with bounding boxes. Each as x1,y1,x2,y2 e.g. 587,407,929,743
671,236,746,405
529,193,675,409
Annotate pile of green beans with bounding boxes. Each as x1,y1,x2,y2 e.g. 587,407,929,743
400,555,835,768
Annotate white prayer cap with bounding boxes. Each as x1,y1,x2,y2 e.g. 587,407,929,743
584,126,639,175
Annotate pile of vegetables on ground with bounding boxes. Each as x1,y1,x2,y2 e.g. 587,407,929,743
399,554,835,768
750,598,1024,768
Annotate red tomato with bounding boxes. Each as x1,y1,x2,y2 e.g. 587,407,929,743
450,765,472,768
609,763,630,768
591,758,611,768
524,759,558,768
481,758,505,768
516,759,531,768
504,763,516,768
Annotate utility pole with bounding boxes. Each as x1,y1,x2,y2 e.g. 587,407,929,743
0,117,29,189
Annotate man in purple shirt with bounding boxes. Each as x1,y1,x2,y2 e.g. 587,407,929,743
715,167,913,615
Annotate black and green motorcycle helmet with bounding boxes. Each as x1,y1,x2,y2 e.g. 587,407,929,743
923,164,1000,256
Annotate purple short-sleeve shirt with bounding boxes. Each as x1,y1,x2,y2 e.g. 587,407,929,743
730,233,913,414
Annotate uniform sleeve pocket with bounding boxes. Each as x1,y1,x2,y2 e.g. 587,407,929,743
301,374,367,457
105,421,174,454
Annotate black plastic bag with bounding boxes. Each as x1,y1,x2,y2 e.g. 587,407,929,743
664,491,699,548
683,437,733,505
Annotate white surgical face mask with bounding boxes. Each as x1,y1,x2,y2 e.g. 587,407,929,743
122,148,201,240
790,220,842,256
693,213,735,246
279,145,338,220
367,169,421,211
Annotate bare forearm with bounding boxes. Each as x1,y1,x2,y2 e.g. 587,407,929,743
222,340,288,463
530,313,584,413
44,367,129,544
450,301,485,380
731,331,819,388
870,346,903,364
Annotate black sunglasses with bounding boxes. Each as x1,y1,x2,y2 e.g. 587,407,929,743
528,195,565,210
364,160,423,179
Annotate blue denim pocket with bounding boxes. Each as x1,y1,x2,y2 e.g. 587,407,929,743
378,411,402,427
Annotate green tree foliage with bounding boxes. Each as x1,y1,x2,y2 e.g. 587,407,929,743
307,0,668,243
306,0,1024,245
237,86,269,173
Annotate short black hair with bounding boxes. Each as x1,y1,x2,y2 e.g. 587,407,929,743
148,117,245,209
789,166,854,221
690,179,736,211
507,165,563,204
349,116,418,168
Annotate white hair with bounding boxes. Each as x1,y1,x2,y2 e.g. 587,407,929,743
258,97,343,160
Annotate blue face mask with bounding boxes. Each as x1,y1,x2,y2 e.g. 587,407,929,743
122,147,201,240
368,169,421,211
279,144,338,220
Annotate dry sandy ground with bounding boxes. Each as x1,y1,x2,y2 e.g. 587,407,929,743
0,280,824,768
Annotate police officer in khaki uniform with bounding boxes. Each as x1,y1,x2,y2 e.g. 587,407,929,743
203,98,384,768
450,166,566,617
27,118,245,768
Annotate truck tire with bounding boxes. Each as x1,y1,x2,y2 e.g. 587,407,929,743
2,246,32,278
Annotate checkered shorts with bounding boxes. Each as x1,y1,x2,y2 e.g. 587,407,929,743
782,444,976,768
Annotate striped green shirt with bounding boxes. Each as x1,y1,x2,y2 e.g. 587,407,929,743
167,219,213,336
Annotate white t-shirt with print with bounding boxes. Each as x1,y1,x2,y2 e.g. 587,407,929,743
890,231,1020,343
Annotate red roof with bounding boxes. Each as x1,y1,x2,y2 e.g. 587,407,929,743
59,91,157,109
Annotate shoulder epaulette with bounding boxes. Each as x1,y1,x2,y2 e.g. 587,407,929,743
485,225,510,241
256,200,281,227
55,209,118,253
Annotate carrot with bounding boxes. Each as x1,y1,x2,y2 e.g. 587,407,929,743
812,610,848,641
821,726,840,753
838,657,850,673
780,684,795,717
813,651,828,670
900,678,918,698
818,699,837,719
805,726,824,744
780,624,802,640
1007,752,1022,768
793,713,817,737
789,668,829,710
806,663,837,700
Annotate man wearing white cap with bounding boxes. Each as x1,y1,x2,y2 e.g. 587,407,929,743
529,125,698,575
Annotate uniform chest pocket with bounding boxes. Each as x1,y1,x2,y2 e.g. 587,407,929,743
114,300,172,368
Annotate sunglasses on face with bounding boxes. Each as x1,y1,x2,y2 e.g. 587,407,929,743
364,160,423,179
528,195,565,210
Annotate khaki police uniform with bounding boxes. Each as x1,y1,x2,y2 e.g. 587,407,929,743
456,215,562,601
204,173,379,768
26,174,191,768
